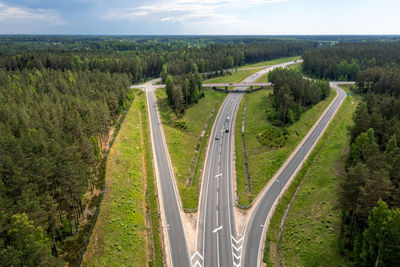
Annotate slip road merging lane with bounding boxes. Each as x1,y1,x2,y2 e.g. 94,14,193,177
194,61,300,267
241,82,350,267
142,66,349,267
146,88,191,267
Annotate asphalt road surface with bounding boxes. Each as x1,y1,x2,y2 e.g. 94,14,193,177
195,61,299,267
241,82,349,267
145,86,191,267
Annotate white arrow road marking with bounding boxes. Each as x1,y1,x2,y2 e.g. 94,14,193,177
213,225,223,233
232,243,242,251
191,251,203,267
215,173,222,178
231,235,243,267
191,251,203,260
231,236,243,244
233,254,241,260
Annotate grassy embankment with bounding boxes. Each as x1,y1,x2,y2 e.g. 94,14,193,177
155,88,226,209
264,85,359,266
82,90,162,266
235,87,336,206
238,56,302,69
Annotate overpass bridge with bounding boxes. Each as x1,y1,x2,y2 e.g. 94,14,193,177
202,82,271,87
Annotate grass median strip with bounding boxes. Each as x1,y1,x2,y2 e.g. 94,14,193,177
82,90,159,266
264,85,359,266
235,87,336,206
155,88,226,209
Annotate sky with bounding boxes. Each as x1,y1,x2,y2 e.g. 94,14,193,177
0,0,399,35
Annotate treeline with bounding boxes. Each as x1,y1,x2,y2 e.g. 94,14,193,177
267,68,330,125
302,42,400,80
0,39,315,83
340,70,400,265
0,35,316,54
0,67,132,265
356,66,400,97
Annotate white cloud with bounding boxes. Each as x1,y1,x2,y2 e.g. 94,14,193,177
0,2,64,24
104,0,286,25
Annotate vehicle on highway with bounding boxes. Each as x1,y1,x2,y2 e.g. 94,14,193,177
225,128,229,133
226,116,230,122
215,135,220,140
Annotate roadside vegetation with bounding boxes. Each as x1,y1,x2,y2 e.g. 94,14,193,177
155,88,226,209
304,43,400,265
238,56,301,69
235,79,335,206
82,90,162,266
203,68,261,84
256,62,302,83
0,36,311,265
264,85,358,266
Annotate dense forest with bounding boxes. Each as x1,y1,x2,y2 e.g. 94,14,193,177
302,42,400,80
267,68,330,125
0,36,313,266
340,83,400,265
0,68,132,265
304,41,400,265
0,38,315,79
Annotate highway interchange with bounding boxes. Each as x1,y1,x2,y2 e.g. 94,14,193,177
140,62,351,266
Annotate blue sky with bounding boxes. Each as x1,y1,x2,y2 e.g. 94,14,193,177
0,0,399,35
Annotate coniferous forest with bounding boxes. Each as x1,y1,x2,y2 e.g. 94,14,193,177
268,68,330,125
2,35,400,266
0,36,313,266
304,41,400,266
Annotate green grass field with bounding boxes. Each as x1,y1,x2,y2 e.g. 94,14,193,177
264,85,359,266
82,90,152,266
235,88,336,206
239,56,301,69
155,88,226,209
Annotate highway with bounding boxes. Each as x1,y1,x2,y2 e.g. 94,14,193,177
241,82,349,267
194,61,299,267
141,67,350,267
144,80,191,267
